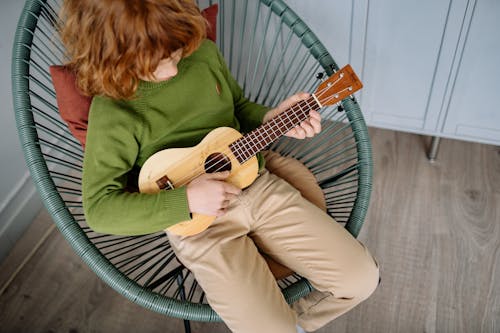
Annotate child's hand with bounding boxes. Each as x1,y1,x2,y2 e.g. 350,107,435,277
186,171,241,217
263,92,322,139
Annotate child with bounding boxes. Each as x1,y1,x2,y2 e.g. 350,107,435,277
60,0,379,332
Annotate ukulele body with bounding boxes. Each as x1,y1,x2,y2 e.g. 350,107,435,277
138,64,363,237
138,127,259,236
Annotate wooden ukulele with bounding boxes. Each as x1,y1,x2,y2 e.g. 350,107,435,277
138,64,363,236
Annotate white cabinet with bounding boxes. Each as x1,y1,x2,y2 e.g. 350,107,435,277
439,0,500,144
360,0,452,132
285,0,500,146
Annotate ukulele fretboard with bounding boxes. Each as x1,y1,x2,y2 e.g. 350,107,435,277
229,96,319,164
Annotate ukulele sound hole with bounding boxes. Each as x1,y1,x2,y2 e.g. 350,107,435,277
205,153,232,173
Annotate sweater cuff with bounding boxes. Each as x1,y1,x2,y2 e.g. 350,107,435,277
161,186,192,227
257,106,271,124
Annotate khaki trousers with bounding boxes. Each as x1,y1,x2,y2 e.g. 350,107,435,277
168,171,379,333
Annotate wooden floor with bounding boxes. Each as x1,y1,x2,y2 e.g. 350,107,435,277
0,128,499,333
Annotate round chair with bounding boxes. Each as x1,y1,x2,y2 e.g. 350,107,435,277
11,0,373,332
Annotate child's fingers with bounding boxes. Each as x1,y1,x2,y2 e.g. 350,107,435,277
278,92,310,111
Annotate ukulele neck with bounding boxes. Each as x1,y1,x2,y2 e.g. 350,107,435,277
229,96,320,164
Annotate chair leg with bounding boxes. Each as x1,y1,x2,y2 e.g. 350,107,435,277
427,136,441,162
176,274,192,333
183,320,192,333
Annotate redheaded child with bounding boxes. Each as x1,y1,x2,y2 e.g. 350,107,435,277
60,1,378,332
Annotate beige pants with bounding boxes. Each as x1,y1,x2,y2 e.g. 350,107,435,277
168,171,379,333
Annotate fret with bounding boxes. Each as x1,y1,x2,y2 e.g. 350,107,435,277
267,120,280,144
268,119,280,140
230,138,246,163
255,129,265,151
290,103,302,125
307,98,317,113
232,139,245,161
283,108,295,131
230,140,238,158
297,99,309,121
248,131,257,155
243,136,252,160
241,136,251,160
301,100,310,118
263,122,276,143
278,114,288,134
250,131,260,156
229,142,239,161
270,118,282,138
231,96,320,164
278,115,289,135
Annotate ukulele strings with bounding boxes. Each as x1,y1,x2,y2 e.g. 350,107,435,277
314,73,350,105
170,98,318,188
158,74,349,188
161,79,347,188
158,94,318,188
180,75,349,181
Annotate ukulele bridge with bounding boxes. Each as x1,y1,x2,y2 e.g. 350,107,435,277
156,175,174,190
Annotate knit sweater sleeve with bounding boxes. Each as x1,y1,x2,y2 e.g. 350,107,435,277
82,97,191,236
214,43,270,133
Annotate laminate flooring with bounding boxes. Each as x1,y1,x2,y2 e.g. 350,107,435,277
0,128,499,333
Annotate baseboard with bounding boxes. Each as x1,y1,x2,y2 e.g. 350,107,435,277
0,173,43,263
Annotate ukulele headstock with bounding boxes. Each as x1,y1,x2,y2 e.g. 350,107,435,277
314,65,363,107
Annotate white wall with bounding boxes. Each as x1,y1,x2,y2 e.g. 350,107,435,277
0,0,43,262
284,0,500,146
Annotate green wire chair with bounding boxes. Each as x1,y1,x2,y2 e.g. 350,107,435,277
12,0,373,331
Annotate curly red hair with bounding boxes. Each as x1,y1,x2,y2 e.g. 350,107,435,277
60,0,207,100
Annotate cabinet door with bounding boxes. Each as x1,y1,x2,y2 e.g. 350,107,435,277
440,0,500,145
361,0,451,131
285,0,450,131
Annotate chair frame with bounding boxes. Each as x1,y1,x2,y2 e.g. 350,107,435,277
12,0,373,328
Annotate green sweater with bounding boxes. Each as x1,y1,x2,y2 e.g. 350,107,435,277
82,40,269,235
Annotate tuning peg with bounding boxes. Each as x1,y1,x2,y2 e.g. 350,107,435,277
316,72,325,80
337,103,344,112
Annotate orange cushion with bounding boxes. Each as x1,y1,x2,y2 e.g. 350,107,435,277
50,4,219,148
49,65,91,148
203,4,218,42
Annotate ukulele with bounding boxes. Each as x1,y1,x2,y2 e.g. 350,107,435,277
138,64,363,236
